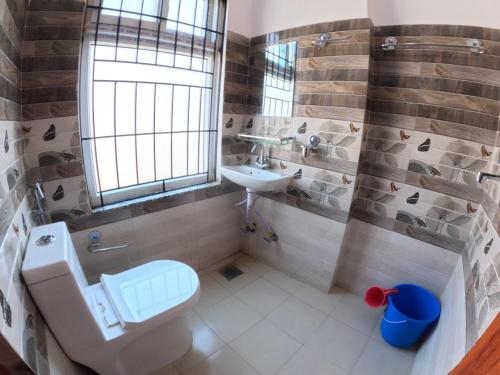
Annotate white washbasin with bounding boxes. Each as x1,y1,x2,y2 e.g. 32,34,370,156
221,165,291,192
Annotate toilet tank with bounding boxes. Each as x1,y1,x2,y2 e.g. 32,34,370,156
22,222,103,355
23,222,88,288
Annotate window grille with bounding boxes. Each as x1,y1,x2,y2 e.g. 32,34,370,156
80,0,226,208
262,41,297,117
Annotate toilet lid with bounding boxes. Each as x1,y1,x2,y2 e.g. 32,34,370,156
100,260,199,329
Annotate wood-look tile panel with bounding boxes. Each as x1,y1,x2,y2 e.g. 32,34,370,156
22,55,79,72
22,101,78,120
368,99,498,131
294,104,366,122
21,70,78,88
373,74,500,100
26,11,84,26
296,55,369,70
370,86,500,115
24,25,82,40
294,93,367,108
296,68,369,82
373,49,500,71
23,40,81,56
295,81,368,95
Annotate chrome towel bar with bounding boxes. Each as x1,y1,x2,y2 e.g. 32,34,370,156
381,36,487,54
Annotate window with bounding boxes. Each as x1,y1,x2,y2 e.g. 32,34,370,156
262,41,297,117
80,0,226,208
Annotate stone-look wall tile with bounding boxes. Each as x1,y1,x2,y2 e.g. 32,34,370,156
70,191,244,283
336,218,460,296
410,260,466,375
243,197,346,291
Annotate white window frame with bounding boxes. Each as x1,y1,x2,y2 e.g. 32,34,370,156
80,2,224,208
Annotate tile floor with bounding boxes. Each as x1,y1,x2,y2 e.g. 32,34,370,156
152,254,416,375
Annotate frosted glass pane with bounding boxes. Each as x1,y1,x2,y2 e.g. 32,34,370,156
172,133,188,177
155,134,171,179
93,82,115,137
155,85,172,132
95,138,118,191
137,84,155,134
137,135,155,183
172,86,189,132
116,136,137,187
188,132,199,175
116,82,136,135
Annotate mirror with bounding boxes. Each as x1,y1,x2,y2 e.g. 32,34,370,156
250,41,297,117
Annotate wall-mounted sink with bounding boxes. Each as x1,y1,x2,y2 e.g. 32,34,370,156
221,165,290,192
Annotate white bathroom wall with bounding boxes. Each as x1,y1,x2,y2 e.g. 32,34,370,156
335,219,461,297
227,0,368,37
368,0,500,28
71,192,244,283
242,199,347,291
410,261,466,375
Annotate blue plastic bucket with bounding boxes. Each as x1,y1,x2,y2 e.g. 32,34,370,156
381,284,440,348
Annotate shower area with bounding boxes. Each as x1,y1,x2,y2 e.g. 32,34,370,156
0,0,498,374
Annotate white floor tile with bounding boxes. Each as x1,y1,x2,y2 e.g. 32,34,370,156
261,269,307,295
371,317,384,342
235,278,290,316
330,293,382,335
184,347,259,375
199,296,261,342
305,317,370,371
173,312,225,373
352,339,415,375
230,320,301,375
209,266,259,293
267,297,326,343
150,364,181,375
193,274,230,314
293,284,345,315
234,255,275,276
276,347,350,375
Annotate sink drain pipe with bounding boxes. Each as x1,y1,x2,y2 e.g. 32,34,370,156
234,188,278,242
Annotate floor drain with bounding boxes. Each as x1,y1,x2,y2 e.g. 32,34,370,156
219,264,244,281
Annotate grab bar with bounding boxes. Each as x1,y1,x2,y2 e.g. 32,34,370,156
381,37,487,54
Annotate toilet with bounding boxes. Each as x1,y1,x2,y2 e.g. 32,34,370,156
22,222,200,375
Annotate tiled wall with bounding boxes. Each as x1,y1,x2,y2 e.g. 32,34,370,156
353,24,500,251
0,1,85,373
247,19,371,222
70,191,244,284
22,0,241,233
221,31,250,167
221,19,372,289
343,24,500,351
22,0,88,226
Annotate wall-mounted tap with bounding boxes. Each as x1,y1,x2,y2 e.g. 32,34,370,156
300,135,321,158
251,143,270,169
30,182,47,225
476,172,500,184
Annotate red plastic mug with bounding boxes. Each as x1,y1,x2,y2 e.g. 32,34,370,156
364,286,398,308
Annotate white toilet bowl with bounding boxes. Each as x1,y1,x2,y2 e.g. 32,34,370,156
22,222,200,375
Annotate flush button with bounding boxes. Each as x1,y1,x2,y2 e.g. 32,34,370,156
36,235,55,246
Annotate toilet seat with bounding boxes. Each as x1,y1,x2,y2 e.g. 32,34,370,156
101,260,200,329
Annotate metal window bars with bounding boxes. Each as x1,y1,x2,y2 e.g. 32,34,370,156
81,0,226,208
262,41,297,117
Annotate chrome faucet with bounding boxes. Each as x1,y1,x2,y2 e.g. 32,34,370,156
477,172,500,184
251,143,270,169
